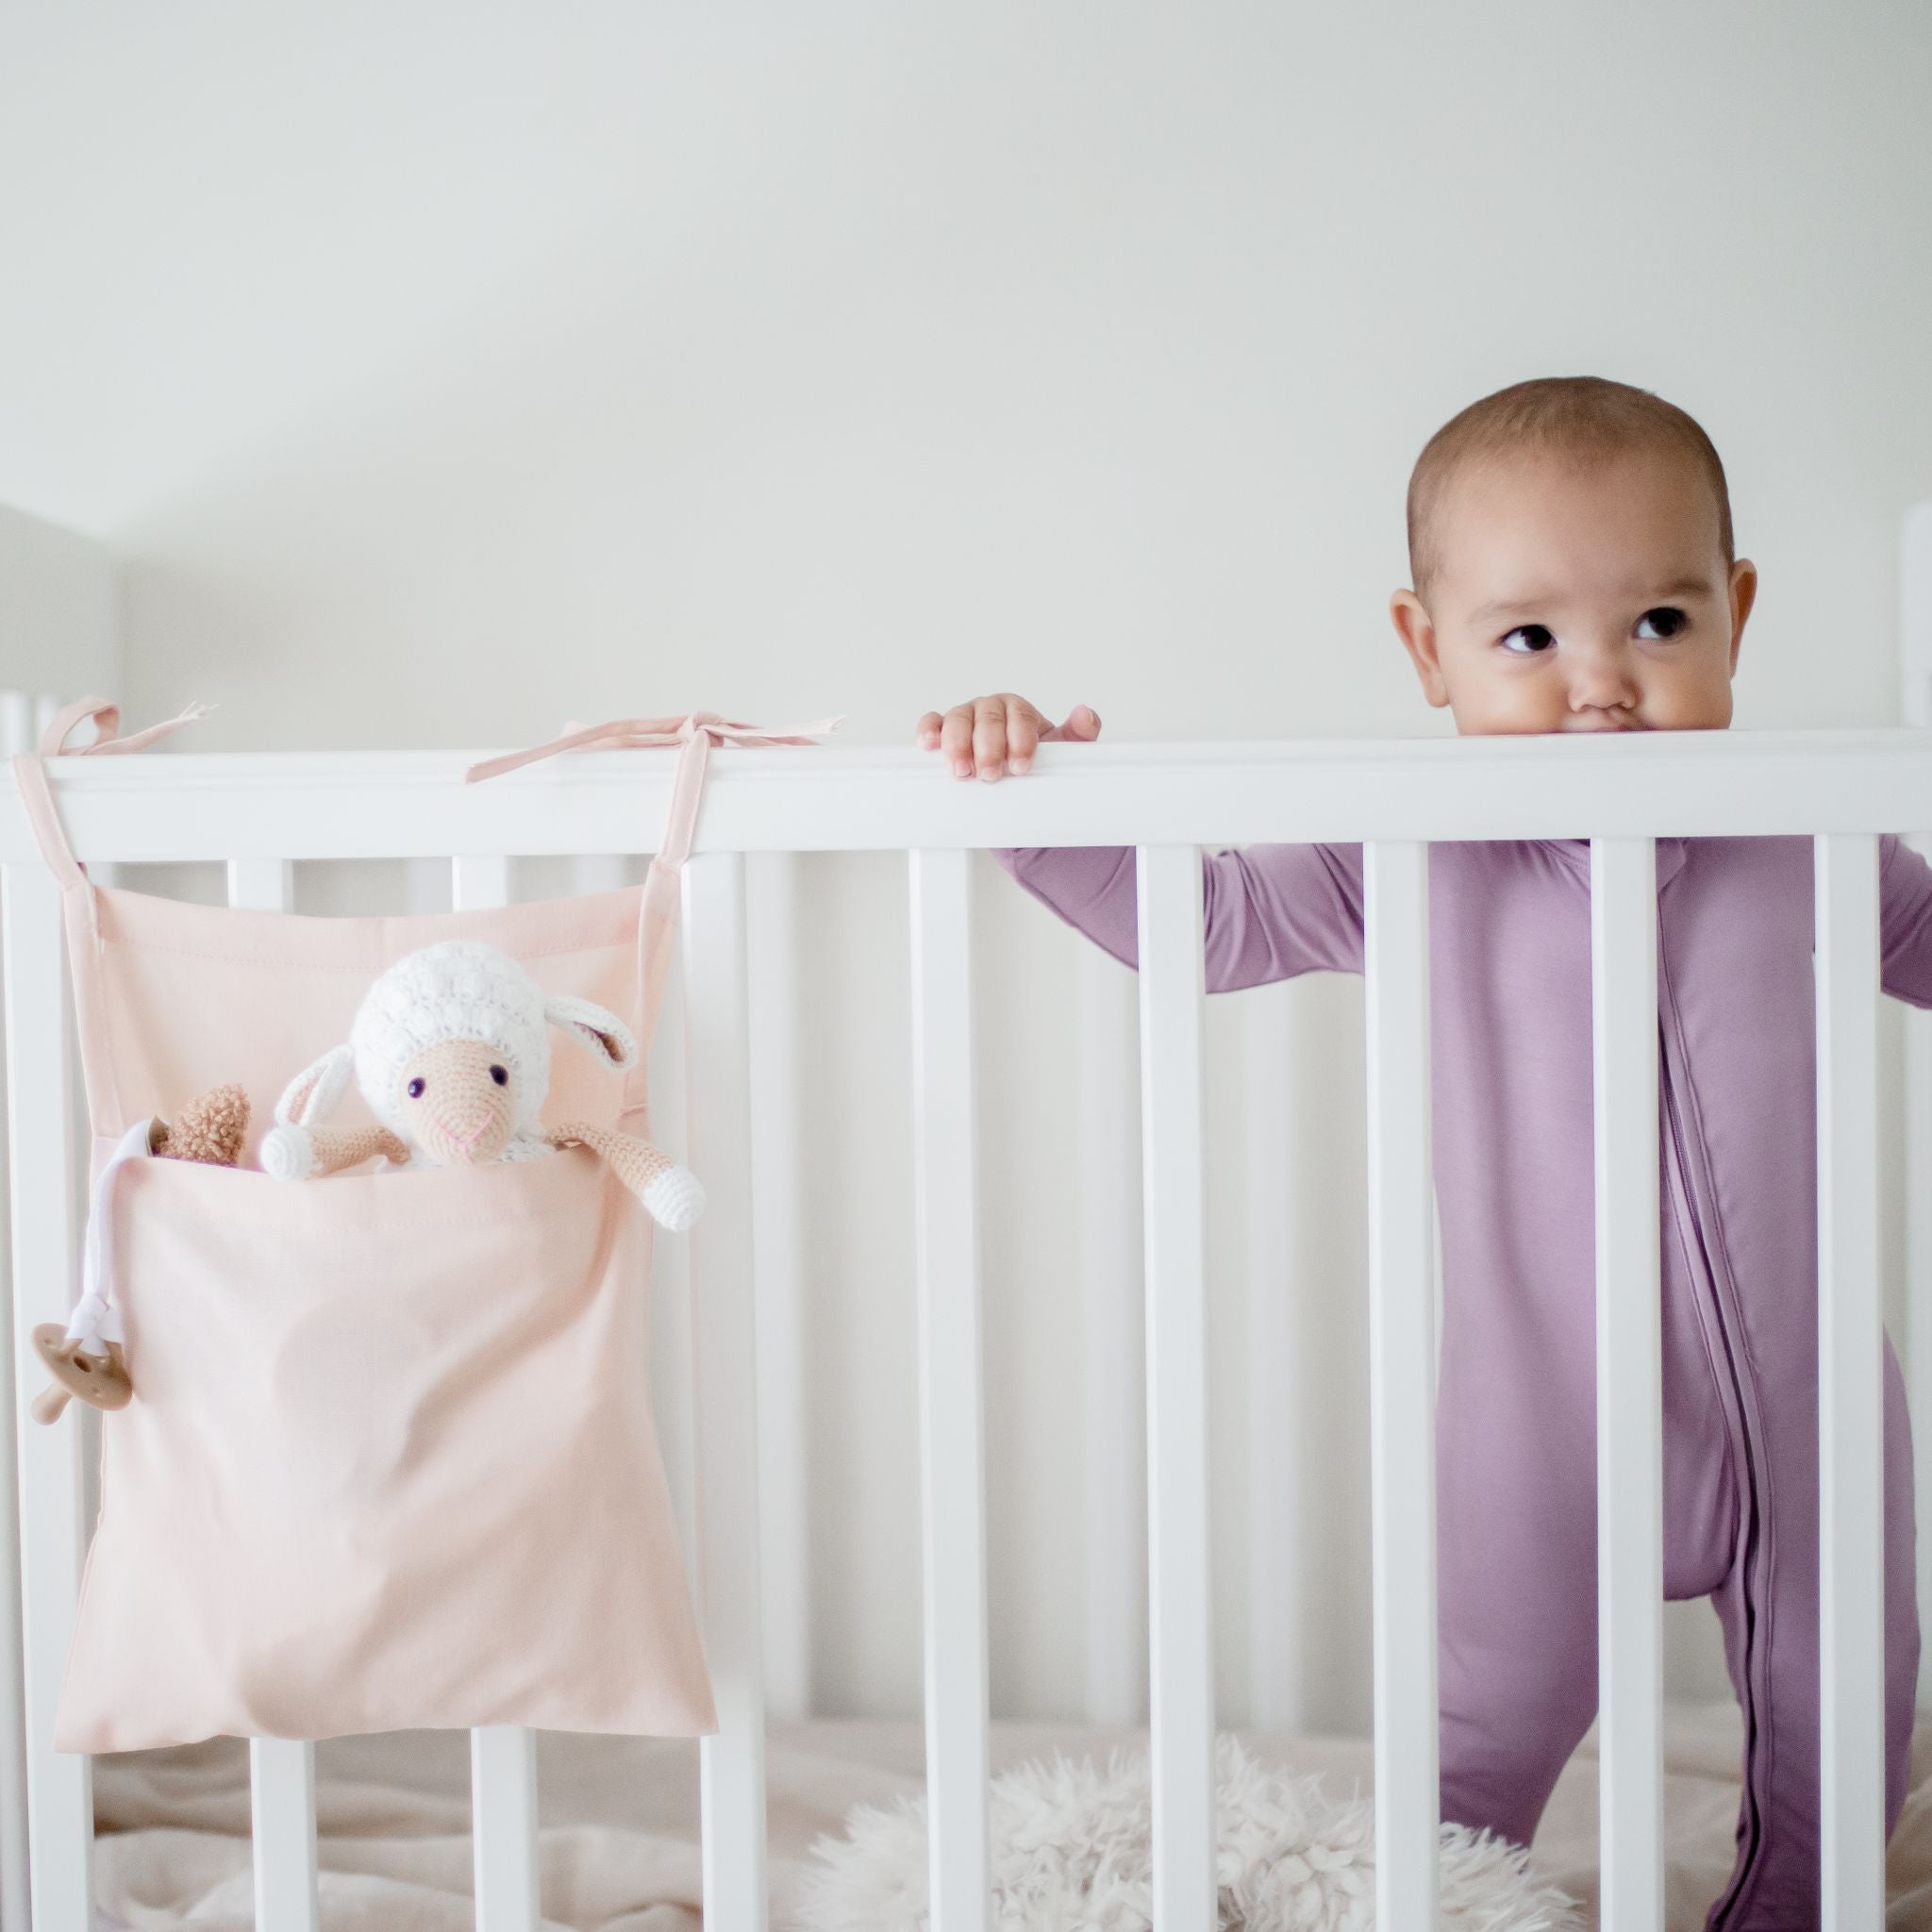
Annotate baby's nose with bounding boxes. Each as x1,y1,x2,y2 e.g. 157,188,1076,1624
1567,640,1640,708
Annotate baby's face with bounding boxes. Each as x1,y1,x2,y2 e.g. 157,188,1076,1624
1390,448,1757,734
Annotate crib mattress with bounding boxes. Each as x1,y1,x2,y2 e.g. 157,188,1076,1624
87,1705,1932,1928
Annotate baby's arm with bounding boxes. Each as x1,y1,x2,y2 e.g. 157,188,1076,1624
999,845,1365,990
918,693,1366,989
1881,834,1932,1006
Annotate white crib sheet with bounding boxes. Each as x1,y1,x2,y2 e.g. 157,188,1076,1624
86,1705,1932,1928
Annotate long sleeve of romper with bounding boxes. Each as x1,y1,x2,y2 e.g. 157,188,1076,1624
993,843,1366,987
1880,833,1932,1008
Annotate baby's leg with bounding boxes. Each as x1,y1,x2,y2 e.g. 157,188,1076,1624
1701,1339,1918,1930
1436,1336,1602,1847
1435,1243,1741,1851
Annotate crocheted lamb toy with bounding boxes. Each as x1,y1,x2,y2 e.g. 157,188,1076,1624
259,940,704,1232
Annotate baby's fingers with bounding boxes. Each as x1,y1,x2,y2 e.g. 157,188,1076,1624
1041,703,1102,745
937,704,978,778
972,696,1016,781
1006,705,1042,775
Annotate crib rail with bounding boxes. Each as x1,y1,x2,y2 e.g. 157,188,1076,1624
3,728,1932,860
4,730,1931,1932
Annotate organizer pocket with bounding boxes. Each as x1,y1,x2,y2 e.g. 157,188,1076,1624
55,1151,717,1752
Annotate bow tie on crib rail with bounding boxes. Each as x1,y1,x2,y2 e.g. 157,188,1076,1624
461,711,843,786
34,696,213,758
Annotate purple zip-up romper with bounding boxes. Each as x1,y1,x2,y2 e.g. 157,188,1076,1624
997,834,1927,1931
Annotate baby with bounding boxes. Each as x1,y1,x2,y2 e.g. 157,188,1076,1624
917,376,1927,1932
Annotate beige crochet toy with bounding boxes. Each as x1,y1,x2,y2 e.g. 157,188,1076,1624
259,941,704,1231
33,1083,251,1423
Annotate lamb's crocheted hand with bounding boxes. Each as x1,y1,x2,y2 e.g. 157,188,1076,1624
260,941,704,1231
546,1121,706,1233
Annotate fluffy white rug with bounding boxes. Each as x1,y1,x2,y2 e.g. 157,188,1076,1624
798,1734,1581,1931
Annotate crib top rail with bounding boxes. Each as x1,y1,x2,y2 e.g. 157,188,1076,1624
3,728,1932,864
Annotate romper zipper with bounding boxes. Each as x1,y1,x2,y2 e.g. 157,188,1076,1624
1657,989,1778,1928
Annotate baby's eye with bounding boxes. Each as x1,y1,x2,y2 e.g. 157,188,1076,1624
1499,624,1556,655
407,1077,425,1099
1635,607,1687,641
490,1065,508,1087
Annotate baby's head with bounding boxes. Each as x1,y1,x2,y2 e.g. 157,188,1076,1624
1390,376,1757,734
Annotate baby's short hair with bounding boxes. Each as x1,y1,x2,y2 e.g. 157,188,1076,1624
1406,375,1734,597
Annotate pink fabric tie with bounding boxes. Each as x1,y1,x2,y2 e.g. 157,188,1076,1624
465,710,841,1043
36,695,210,758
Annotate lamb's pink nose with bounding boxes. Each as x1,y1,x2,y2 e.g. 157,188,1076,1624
433,1109,503,1160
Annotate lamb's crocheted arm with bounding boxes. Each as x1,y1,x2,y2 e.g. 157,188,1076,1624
546,1122,705,1232
262,1122,412,1180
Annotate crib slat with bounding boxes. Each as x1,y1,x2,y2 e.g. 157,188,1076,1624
1077,943,1146,1726
1899,502,1932,1711
450,854,542,1932
1907,878,1932,1715
225,857,325,1932
908,850,991,1924
471,1727,540,1932
1135,845,1216,1926
1814,832,1886,1929
1242,981,1303,1733
249,1741,319,1932
1591,838,1664,1929
4,860,93,1929
682,852,770,1926
745,853,810,1722
1907,872,1932,1715
454,853,512,909
227,858,294,912
1362,840,1438,1924
0,691,37,1932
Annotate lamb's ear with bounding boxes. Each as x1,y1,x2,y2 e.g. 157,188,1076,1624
274,1044,354,1127
544,995,637,1072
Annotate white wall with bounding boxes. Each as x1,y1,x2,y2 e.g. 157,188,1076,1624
0,506,117,708
5,3,1932,1729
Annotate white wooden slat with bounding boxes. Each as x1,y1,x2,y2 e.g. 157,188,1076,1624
249,1739,319,1932
908,850,991,1926
1591,838,1664,1931
1242,980,1303,1734
4,860,92,1929
0,689,37,1932
228,858,294,914
745,852,810,1722
1361,840,1438,1925
470,1726,540,1932
225,857,322,1932
1908,979,1932,1715
1077,942,1146,1727
682,852,769,1927
1134,845,1215,1927
1899,499,1932,1708
453,853,511,911
450,854,541,1932
1814,833,1886,1930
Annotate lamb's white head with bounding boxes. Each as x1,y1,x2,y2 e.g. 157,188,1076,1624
276,941,636,1167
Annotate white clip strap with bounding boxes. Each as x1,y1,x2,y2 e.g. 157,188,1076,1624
65,1119,155,1352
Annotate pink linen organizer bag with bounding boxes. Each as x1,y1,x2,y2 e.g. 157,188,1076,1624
14,702,821,1753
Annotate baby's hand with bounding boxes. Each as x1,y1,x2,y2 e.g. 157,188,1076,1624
915,694,1102,781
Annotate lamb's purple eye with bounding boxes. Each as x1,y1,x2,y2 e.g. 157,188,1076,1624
490,1064,508,1087
407,1077,425,1099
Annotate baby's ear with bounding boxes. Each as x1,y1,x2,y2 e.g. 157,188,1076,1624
274,1044,354,1126
544,995,637,1072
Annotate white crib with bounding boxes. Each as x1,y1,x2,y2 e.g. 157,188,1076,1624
1,507,1931,1932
